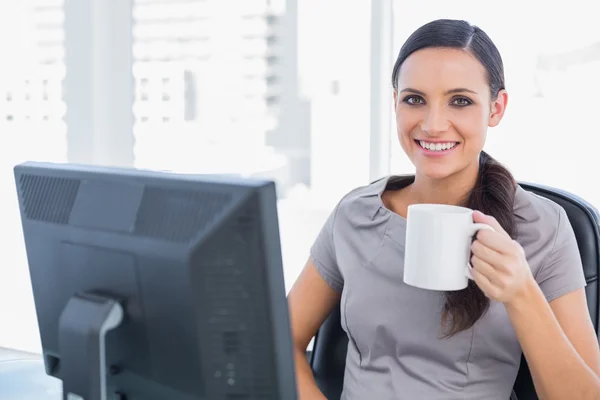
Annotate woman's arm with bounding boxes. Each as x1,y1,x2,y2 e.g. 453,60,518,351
288,259,341,400
506,280,600,400
470,210,600,400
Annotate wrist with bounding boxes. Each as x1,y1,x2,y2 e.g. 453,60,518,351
505,274,540,312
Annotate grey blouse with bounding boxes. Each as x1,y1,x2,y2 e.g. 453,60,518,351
310,175,587,400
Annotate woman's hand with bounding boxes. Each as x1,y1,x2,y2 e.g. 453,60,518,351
470,210,535,304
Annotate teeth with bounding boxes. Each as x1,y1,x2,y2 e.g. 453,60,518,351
419,141,457,151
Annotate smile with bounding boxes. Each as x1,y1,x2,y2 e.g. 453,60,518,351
415,140,459,152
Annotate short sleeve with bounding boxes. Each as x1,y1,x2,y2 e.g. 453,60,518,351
536,207,587,302
310,203,344,293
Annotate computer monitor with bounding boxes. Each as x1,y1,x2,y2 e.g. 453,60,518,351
13,161,298,400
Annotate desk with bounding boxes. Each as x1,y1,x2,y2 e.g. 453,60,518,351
0,347,61,399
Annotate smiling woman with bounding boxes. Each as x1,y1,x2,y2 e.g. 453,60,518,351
392,43,507,183
287,18,600,400
389,20,516,337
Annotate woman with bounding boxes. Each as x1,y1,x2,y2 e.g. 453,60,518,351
287,19,600,399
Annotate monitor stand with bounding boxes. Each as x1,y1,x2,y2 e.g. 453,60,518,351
58,293,124,400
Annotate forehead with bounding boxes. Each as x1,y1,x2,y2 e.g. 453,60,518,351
397,47,488,92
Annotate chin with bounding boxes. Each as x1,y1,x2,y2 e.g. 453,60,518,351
421,169,455,181
414,163,459,181
413,155,480,183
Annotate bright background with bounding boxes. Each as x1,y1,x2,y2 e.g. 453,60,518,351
1,0,599,353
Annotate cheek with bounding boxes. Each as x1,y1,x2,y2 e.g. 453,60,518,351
395,109,421,137
451,109,488,143
395,112,420,153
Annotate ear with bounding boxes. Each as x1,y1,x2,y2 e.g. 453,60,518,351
393,90,399,112
488,89,508,128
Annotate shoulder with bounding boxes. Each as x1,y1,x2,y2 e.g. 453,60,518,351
332,177,388,225
513,184,565,226
334,175,413,221
325,176,410,268
513,185,572,271
514,184,587,298
326,175,414,241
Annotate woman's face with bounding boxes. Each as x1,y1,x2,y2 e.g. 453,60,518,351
393,47,507,180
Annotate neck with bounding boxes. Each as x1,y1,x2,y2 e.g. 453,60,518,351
408,162,480,206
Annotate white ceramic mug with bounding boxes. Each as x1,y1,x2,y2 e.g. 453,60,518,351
403,204,494,291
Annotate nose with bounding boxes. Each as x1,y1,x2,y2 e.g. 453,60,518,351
421,106,450,135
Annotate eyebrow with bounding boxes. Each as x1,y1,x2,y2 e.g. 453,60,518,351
400,87,478,96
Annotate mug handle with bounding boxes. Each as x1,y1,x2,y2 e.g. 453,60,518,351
465,223,495,280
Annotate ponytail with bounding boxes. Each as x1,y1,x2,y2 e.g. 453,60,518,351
442,151,517,337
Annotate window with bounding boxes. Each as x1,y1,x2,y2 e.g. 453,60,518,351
131,0,374,293
0,0,66,352
6,0,595,357
0,0,376,354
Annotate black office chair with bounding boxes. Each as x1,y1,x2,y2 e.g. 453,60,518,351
308,182,600,400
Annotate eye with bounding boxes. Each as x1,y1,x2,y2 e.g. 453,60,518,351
402,95,425,105
451,97,473,107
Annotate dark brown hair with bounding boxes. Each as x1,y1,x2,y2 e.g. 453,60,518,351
392,19,517,336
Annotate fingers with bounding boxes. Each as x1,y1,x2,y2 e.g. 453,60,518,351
470,254,502,286
471,240,507,271
471,263,499,299
475,229,516,255
472,210,509,238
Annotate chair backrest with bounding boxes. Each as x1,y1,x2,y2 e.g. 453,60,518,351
309,182,600,400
